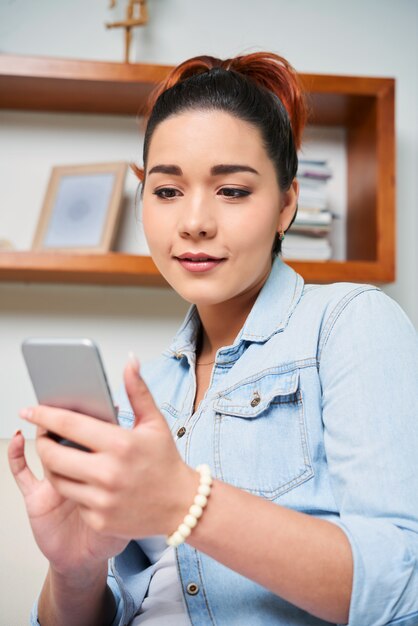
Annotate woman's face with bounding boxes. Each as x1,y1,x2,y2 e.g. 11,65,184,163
142,109,297,307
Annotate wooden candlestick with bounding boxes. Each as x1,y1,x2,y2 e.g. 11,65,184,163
106,0,149,64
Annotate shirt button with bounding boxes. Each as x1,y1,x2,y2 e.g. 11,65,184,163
177,426,186,438
251,393,261,407
186,582,199,595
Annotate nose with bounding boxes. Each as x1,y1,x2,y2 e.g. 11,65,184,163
178,195,217,240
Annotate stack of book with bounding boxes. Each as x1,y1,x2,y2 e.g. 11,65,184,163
282,159,333,261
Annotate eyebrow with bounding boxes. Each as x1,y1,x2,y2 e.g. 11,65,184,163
148,164,260,176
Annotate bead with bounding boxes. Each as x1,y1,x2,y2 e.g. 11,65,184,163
194,494,207,507
184,514,197,528
172,531,183,545
166,463,212,547
198,484,211,496
178,523,191,538
189,504,203,518
196,463,211,474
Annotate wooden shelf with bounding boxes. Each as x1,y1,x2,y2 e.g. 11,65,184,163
0,54,396,286
0,54,171,115
0,252,392,286
0,252,166,286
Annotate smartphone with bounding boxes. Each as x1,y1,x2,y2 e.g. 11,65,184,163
22,338,118,448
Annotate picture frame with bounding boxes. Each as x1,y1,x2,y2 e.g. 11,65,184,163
32,162,128,253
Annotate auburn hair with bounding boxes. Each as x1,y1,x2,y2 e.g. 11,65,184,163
134,51,307,254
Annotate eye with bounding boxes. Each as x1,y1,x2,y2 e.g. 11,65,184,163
218,187,251,198
152,187,182,199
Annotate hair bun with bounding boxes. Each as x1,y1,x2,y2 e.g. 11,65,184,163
223,52,307,149
147,52,307,149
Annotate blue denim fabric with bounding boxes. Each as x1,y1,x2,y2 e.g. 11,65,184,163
31,257,418,626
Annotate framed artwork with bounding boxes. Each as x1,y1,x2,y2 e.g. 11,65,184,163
32,162,128,253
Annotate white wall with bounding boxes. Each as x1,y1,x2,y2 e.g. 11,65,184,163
1,1,417,624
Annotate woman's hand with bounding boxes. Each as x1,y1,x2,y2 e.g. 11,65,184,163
14,358,198,546
8,429,129,580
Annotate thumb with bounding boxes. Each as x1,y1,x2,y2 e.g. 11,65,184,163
124,354,163,429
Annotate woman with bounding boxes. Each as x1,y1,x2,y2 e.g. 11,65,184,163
9,52,418,626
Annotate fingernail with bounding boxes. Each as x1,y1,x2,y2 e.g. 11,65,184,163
128,351,140,373
14,429,22,437
19,408,33,420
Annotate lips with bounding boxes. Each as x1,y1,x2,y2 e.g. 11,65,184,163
176,252,223,261
174,252,225,273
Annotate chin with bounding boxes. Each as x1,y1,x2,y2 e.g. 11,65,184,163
174,284,233,307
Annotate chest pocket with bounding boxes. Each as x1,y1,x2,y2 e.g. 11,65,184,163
212,369,313,499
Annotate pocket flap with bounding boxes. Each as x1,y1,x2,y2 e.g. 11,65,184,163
213,369,300,418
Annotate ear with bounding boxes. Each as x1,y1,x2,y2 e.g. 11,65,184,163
277,179,299,232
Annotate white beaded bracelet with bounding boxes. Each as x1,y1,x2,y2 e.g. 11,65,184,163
166,463,213,547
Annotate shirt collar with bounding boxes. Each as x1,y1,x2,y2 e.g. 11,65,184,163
168,257,305,356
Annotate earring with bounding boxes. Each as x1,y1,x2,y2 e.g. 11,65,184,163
278,228,285,241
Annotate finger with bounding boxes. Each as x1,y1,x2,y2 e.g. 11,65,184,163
46,472,102,509
35,433,108,485
7,430,39,497
20,406,123,453
35,424,48,439
123,357,160,428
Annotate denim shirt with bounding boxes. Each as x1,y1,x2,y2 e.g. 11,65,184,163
31,258,418,626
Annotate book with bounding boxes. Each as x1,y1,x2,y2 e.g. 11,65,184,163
297,159,333,180
294,209,332,226
291,157,335,260
282,232,332,261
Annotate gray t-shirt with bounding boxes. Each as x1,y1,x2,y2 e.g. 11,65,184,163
132,537,190,625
